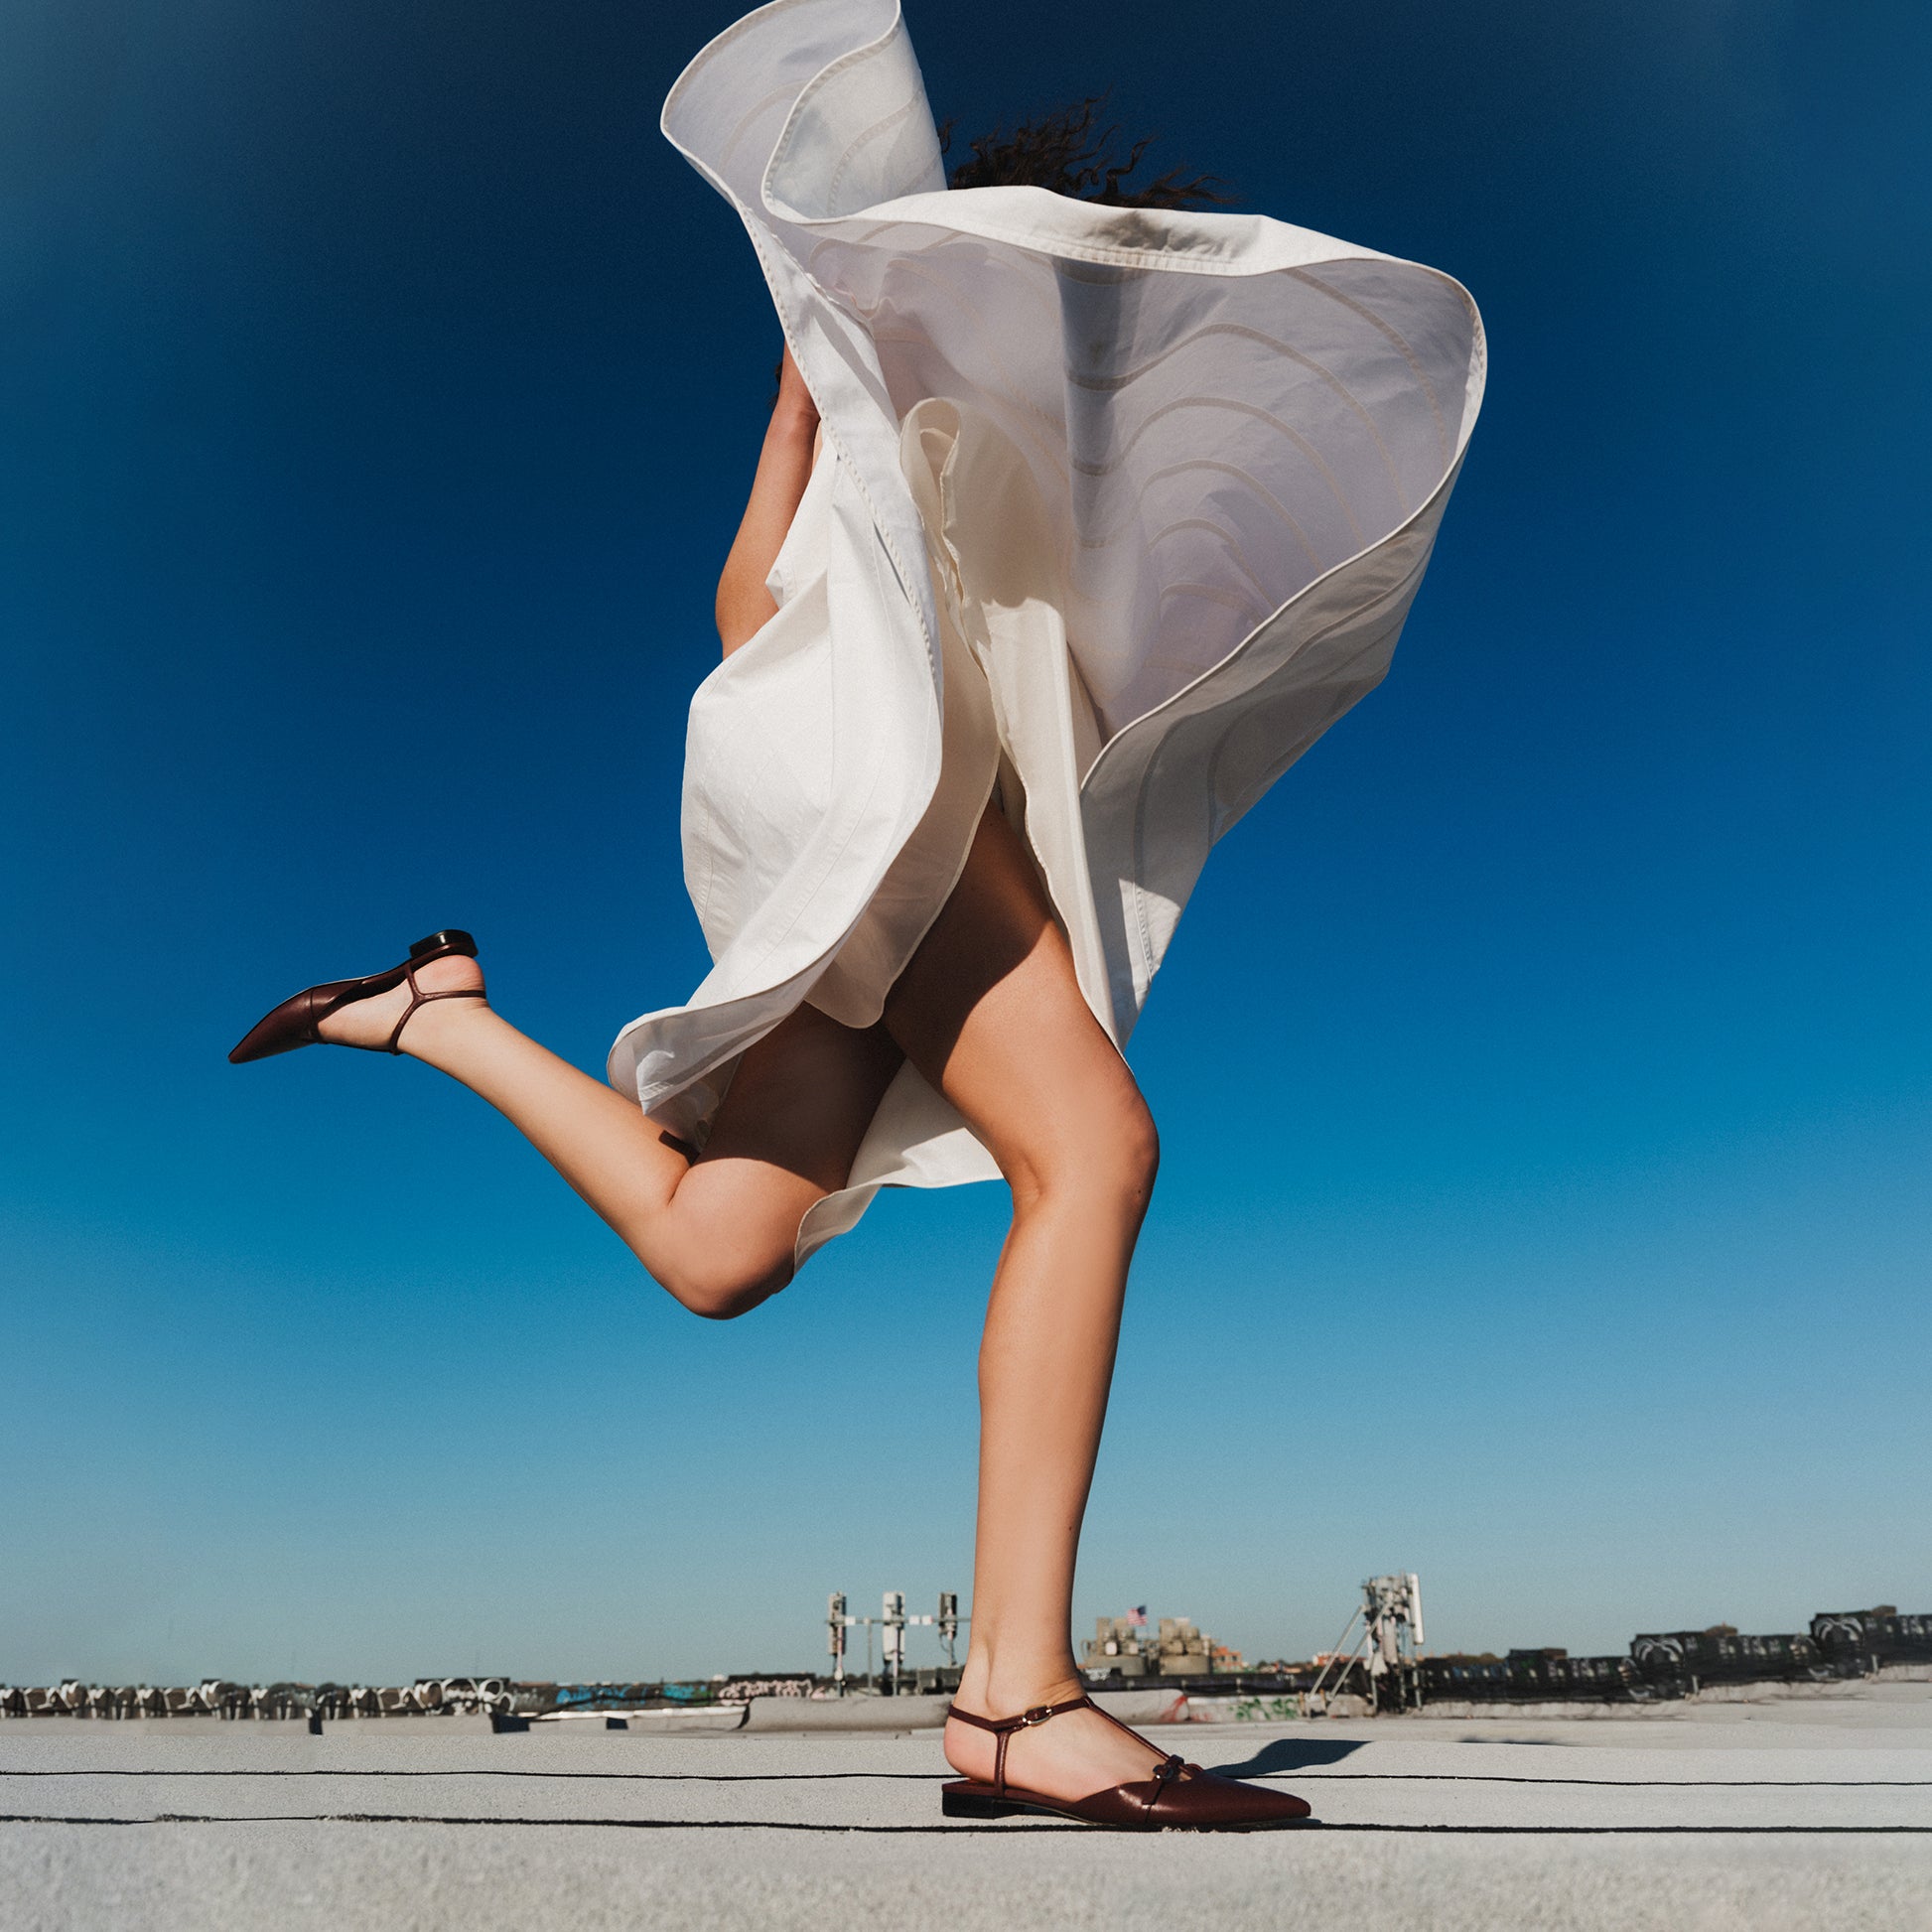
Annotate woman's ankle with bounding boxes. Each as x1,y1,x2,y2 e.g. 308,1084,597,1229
954,1647,1085,1718
397,987,492,1060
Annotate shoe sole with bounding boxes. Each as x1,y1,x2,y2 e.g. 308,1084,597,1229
940,1782,1314,1830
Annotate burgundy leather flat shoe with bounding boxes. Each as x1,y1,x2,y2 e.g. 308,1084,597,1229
228,930,484,1063
942,1695,1313,1830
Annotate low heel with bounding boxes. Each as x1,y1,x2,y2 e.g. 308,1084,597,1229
941,1785,1027,1821
410,929,478,960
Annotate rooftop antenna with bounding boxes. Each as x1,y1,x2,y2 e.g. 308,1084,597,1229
825,1590,968,1696
1309,1574,1425,1714
882,1591,906,1697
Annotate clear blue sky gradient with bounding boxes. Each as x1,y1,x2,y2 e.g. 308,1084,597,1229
3,0,1927,1685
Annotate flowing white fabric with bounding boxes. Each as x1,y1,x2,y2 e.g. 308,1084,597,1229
610,0,1486,1263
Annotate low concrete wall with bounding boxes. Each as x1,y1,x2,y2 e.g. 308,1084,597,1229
535,1706,748,1734
742,1689,1186,1732
1408,1701,1673,1722
1178,1695,1302,1725
1,1715,508,1736
0,1717,307,1736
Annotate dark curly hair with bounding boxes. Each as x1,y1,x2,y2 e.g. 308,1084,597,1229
941,96,1232,209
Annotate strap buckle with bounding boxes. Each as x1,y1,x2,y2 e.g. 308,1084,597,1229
1018,1703,1056,1727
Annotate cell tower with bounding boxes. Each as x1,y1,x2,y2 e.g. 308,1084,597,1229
826,1589,964,1695
1309,1573,1426,1713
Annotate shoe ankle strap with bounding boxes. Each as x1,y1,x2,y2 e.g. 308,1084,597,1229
946,1695,1095,1798
946,1695,1094,1736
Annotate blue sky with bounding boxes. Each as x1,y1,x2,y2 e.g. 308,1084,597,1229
2,0,1927,1686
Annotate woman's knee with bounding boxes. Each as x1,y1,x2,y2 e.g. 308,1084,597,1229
641,1236,793,1321
1100,1090,1161,1206
1118,1095,1161,1198
1006,1080,1160,1216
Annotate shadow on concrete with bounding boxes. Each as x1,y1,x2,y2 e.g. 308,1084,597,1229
1206,1736,1367,1776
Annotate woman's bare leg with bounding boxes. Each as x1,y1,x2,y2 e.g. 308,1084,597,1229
313,802,1157,1801
884,808,1168,1802
318,955,900,1318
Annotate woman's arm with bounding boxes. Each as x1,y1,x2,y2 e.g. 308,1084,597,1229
714,348,821,657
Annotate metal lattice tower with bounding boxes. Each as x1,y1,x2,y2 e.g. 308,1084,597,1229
1309,1574,1426,1714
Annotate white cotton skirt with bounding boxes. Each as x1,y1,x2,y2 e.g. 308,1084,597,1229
609,0,1486,1265
800,409,1000,1032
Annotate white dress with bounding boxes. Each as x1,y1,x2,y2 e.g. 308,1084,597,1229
609,0,1487,1264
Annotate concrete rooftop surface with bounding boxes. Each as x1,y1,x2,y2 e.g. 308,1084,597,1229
4,1683,1930,1930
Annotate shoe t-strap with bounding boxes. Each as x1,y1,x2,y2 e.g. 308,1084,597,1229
1143,1752,1187,1817
1079,1697,1199,1801
386,966,487,1054
946,1696,1095,1798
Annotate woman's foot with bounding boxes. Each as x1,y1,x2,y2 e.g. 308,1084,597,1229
943,1667,1168,1803
315,949,487,1055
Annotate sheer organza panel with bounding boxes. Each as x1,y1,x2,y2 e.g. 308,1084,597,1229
812,229,1475,736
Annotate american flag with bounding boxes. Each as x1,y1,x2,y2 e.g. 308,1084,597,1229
1127,1605,1147,1627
